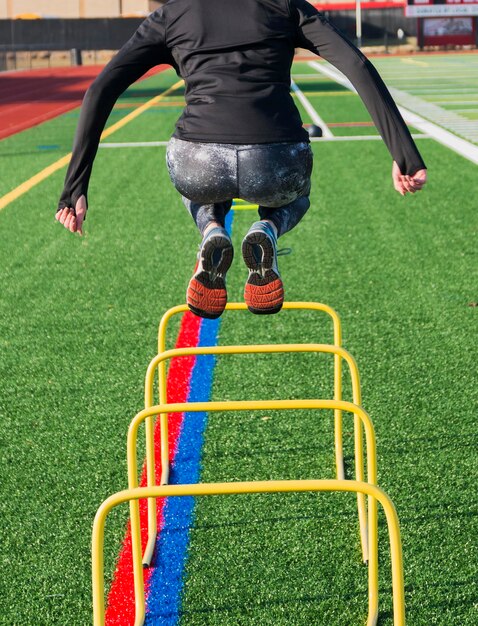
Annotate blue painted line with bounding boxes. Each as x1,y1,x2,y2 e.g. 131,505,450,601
145,210,234,625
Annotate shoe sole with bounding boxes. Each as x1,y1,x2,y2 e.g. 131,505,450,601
242,231,284,315
187,234,234,319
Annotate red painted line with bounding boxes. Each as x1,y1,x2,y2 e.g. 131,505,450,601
295,50,478,61
104,311,202,626
313,0,405,9
0,65,168,140
303,121,375,128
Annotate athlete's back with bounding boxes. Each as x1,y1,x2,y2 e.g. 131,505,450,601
155,0,305,142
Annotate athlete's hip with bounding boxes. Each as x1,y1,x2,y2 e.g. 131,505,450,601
166,137,313,207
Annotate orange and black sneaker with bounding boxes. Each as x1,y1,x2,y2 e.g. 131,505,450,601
242,221,284,315
187,226,234,319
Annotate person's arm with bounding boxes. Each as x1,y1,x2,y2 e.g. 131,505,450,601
290,0,427,190
56,9,172,234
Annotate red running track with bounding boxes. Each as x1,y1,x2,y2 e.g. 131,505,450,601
0,65,168,141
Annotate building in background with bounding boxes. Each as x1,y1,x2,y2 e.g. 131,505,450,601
0,0,475,64
0,1,165,19
0,1,166,70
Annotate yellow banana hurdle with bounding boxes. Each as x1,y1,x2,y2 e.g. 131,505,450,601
141,303,347,566
92,478,405,626
141,342,368,566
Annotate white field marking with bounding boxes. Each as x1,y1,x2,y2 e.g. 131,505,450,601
376,71,476,78
308,60,478,163
312,134,430,142
370,69,475,74
291,73,324,79
373,72,478,78
403,88,478,94
309,61,476,96
396,108,478,164
309,61,478,96
308,61,355,91
370,80,478,87
0,79,185,213
434,100,478,105
372,77,476,83
386,86,478,142
99,134,430,149
371,67,477,72
99,141,169,148
295,91,354,98
290,80,334,138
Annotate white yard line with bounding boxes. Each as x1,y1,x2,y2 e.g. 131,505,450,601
308,61,355,91
395,109,478,164
290,80,334,138
433,100,478,105
308,60,478,165
99,135,430,149
369,72,476,78
291,73,323,79
312,134,430,142
400,58,429,67
100,141,169,148
401,88,478,94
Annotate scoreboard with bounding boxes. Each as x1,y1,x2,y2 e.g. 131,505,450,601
406,0,478,46
405,0,478,17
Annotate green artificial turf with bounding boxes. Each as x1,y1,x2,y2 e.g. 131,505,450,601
0,61,477,625
0,70,191,624
177,134,478,625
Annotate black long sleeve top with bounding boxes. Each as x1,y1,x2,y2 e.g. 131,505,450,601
58,0,426,211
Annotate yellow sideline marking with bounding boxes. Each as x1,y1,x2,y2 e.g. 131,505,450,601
401,58,428,67
0,79,185,213
115,100,185,109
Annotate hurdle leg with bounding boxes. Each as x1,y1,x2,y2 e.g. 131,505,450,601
92,495,146,626
355,414,369,562
130,497,147,625
335,351,368,562
366,493,379,625
143,359,169,566
143,414,157,567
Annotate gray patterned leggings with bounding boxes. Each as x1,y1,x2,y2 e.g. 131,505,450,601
166,137,313,237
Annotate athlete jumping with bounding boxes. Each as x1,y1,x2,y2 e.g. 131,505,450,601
55,0,427,318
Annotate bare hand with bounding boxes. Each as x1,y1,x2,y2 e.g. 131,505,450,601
392,162,427,196
55,195,87,235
